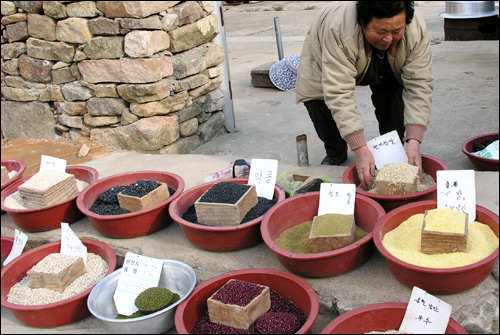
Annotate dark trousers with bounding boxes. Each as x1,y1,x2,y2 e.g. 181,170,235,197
305,81,405,158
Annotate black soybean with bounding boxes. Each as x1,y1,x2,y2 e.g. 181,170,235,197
199,182,250,204
89,179,173,216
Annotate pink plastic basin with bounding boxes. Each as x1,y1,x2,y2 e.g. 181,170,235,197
1,159,26,192
174,268,319,334
77,171,185,238
343,155,449,212
321,302,468,334
462,132,499,171
1,166,99,231
1,238,117,328
169,178,286,251
373,200,499,294
261,192,385,277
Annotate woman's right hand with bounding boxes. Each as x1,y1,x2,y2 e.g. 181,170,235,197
354,145,376,190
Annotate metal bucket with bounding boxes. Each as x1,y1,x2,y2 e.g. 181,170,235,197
440,1,498,19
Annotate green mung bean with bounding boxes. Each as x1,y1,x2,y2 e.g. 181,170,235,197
135,287,174,312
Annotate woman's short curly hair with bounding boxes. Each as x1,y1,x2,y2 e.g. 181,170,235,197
357,1,415,28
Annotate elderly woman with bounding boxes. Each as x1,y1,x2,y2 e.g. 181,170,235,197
296,1,434,190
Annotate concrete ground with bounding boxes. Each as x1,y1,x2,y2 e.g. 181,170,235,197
1,1,499,334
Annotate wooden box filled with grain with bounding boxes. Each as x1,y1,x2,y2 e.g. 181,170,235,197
117,182,170,212
207,279,271,329
374,162,419,195
27,253,86,292
195,182,258,226
1,166,10,186
18,169,79,209
309,213,355,253
421,208,468,254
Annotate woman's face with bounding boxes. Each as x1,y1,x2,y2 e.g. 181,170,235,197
362,11,406,51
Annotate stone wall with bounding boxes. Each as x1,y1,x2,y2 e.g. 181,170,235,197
1,1,228,154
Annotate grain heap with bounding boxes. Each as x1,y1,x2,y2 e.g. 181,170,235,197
7,253,108,306
374,162,419,195
309,213,355,252
4,178,89,210
208,279,271,329
382,210,498,268
135,287,174,313
89,180,174,215
27,253,86,292
192,289,307,334
195,182,258,226
1,166,9,186
18,169,79,208
275,221,368,254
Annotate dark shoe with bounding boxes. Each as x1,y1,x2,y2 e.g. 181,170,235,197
321,152,347,166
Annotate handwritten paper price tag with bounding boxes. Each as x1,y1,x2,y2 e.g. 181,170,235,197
436,170,476,223
318,183,356,216
366,130,407,169
60,222,87,264
399,286,452,334
113,252,163,316
3,229,28,266
248,159,278,200
40,155,67,172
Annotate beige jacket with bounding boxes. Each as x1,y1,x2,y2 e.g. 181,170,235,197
295,1,435,150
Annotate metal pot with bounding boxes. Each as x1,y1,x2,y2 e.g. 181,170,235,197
440,1,499,19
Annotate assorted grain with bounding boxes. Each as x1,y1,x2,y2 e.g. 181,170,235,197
7,253,108,306
361,170,436,194
29,253,80,274
382,213,498,268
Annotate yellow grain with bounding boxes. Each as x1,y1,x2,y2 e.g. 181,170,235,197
424,208,466,234
382,213,498,268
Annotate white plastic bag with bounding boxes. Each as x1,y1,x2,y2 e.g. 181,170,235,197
472,140,499,160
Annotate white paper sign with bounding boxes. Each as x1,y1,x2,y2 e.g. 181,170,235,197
248,159,278,200
40,155,67,172
367,130,407,169
399,286,452,334
113,252,163,316
3,229,28,266
60,222,87,264
436,170,476,223
317,183,356,216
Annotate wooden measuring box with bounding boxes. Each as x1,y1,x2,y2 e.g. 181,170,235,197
27,254,86,292
374,163,419,195
421,210,468,254
117,182,170,212
1,166,9,186
309,213,355,253
18,171,79,208
194,184,258,226
207,279,271,330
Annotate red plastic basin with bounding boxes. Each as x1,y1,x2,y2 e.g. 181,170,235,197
321,302,467,334
1,236,14,258
1,159,26,192
174,268,319,334
77,171,185,238
1,166,99,231
342,155,449,212
373,200,499,294
462,132,499,171
169,178,286,251
1,238,117,328
261,192,385,277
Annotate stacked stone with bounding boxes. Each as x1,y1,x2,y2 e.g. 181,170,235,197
1,1,227,154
